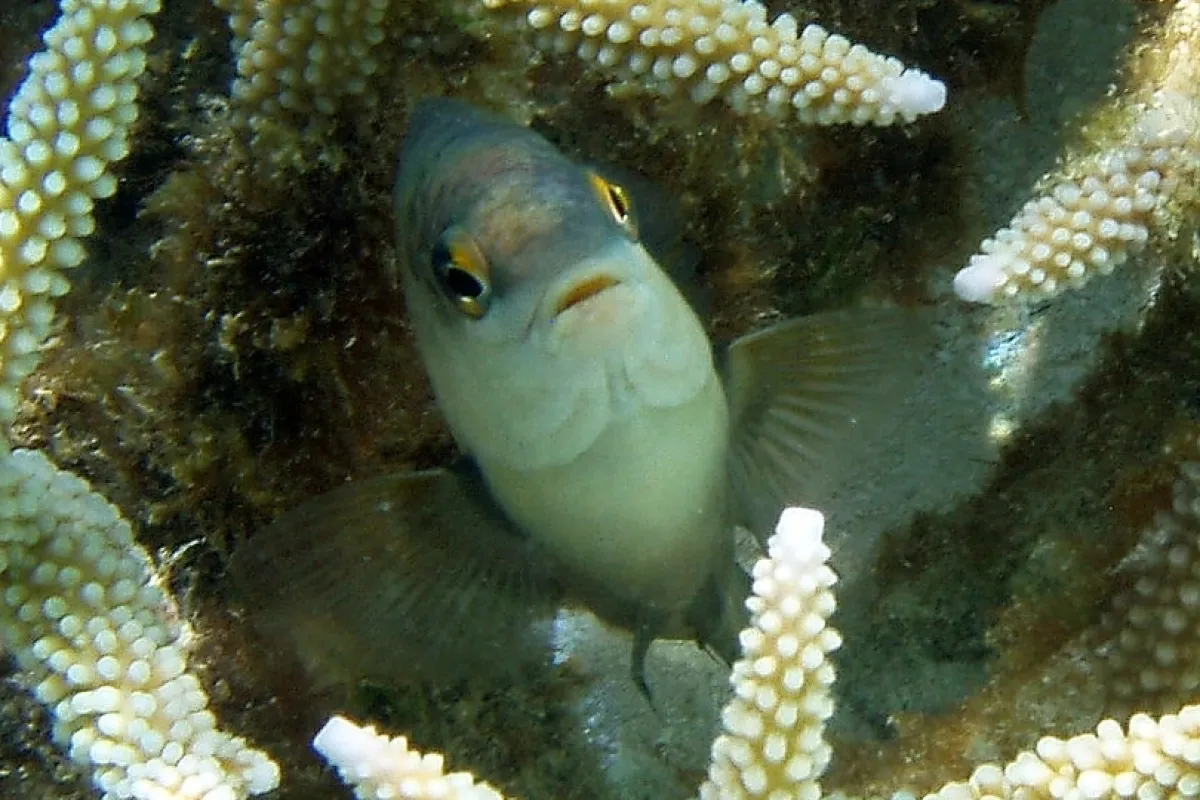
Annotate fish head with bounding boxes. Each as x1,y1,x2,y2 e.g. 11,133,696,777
395,99,716,472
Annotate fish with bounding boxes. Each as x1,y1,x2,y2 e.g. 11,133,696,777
229,98,923,696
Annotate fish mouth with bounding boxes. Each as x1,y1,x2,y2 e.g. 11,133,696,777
553,273,622,316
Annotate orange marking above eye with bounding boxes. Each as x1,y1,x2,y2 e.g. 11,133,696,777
589,172,636,233
448,237,488,280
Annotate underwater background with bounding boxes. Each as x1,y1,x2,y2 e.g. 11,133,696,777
2,0,1200,798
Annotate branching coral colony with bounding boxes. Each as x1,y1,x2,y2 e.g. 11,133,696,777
2,1,1200,800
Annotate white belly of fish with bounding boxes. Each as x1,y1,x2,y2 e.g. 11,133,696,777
485,373,730,612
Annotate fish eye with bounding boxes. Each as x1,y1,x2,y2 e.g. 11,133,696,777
590,172,637,237
431,228,491,319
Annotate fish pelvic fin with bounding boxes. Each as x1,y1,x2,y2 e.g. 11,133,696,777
227,465,563,689
630,618,658,711
723,306,930,540
685,558,752,666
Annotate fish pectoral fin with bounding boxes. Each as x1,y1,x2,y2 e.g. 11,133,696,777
227,467,563,688
723,306,929,540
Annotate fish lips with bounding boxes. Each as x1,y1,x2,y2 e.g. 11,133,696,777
553,273,623,316
542,241,659,332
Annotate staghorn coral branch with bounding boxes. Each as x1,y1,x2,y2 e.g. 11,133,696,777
314,715,508,800
212,0,394,137
0,0,162,427
0,449,280,800
700,507,840,800
213,0,947,132
928,707,1200,800
953,0,1200,305
311,506,841,800
927,446,1200,800
459,0,946,126
1092,439,1200,721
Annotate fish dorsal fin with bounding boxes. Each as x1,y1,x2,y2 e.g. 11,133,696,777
227,465,563,688
723,307,926,541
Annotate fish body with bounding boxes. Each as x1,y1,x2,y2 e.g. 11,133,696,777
394,100,733,640
231,99,920,689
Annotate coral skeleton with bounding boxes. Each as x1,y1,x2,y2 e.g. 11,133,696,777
954,0,1200,304
457,0,946,126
